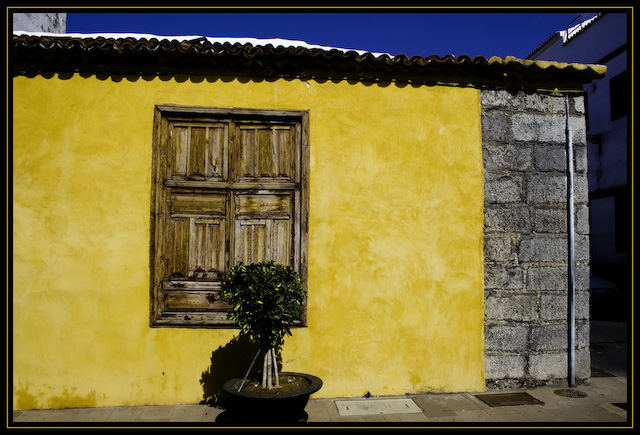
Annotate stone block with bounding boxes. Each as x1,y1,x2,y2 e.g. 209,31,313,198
483,143,533,171
522,93,566,113
576,319,590,348
485,293,538,321
575,348,591,379
527,266,567,290
532,145,587,173
534,208,567,233
576,290,590,319
482,110,511,142
511,113,565,143
530,207,587,235
534,146,566,171
573,173,589,203
485,264,524,289
526,174,566,204
570,117,587,145
484,236,514,262
519,236,567,262
485,206,531,233
480,90,511,108
485,354,526,379
485,324,528,352
576,266,590,291
531,324,567,351
539,290,589,320
540,293,567,320
481,90,565,113
484,173,523,203
575,235,590,261
573,96,585,114
575,205,589,235
574,145,588,172
528,352,567,379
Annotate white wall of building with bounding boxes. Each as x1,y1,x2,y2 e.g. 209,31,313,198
528,12,629,286
13,13,66,33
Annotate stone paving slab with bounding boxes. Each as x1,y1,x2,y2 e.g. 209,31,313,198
304,398,333,422
430,393,489,411
412,395,458,418
105,407,145,422
171,404,220,422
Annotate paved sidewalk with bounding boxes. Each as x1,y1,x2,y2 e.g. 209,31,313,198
11,375,629,426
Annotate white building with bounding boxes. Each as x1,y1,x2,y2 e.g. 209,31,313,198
12,12,66,33
527,13,629,320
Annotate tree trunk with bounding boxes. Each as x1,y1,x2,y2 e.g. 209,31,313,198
262,349,268,388
261,347,281,389
266,348,273,389
272,348,280,387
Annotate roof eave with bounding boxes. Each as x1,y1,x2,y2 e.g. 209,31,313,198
11,34,607,91
525,32,562,60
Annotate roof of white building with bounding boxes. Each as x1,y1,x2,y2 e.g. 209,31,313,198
526,13,603,59
558,14,600,43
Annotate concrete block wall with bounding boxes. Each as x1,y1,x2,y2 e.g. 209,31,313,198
481,90,590,389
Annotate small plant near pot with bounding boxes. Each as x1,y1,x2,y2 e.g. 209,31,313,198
219,261,321,422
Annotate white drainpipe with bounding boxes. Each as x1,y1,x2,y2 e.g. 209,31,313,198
565,95,576,387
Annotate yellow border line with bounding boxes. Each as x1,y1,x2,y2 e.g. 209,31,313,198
6,6,9,432
7,4,633,7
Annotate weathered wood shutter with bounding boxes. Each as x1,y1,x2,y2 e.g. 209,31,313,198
150,106,309,327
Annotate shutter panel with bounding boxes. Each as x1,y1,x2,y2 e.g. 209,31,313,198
169,123,228,182
230,124,296,269
167,192,226,280
155,121,232,325
168,217,190,277
233,193,294,267
235,124,297,183
151,106,308,327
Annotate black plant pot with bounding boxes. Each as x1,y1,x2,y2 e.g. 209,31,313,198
219,372,322,423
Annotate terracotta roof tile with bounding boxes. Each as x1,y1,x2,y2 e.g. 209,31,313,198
11,33,606,90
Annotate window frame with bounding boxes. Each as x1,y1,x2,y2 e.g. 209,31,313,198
609,69,629,121
149,105,310,328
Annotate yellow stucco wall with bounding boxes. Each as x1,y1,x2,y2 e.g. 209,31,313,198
12,73,484,410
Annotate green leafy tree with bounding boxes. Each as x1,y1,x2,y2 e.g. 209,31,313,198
220,261,305,389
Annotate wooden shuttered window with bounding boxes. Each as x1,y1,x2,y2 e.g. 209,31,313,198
150,105,309,327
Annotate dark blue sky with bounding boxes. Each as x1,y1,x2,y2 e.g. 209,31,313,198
66,12,600,59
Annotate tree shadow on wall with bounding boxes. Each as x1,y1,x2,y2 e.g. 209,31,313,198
199,333,260,409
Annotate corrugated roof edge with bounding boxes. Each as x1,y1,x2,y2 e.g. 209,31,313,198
11,30,393,57
11,32,606,89
559,14,601,44
490,55,606,75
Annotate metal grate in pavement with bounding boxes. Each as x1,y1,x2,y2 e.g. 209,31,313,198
473,392,544,407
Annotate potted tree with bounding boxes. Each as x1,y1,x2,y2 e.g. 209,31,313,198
219,261,322,422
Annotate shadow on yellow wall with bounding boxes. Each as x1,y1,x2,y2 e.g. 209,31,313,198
33,71,440,90
200,333,262,408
